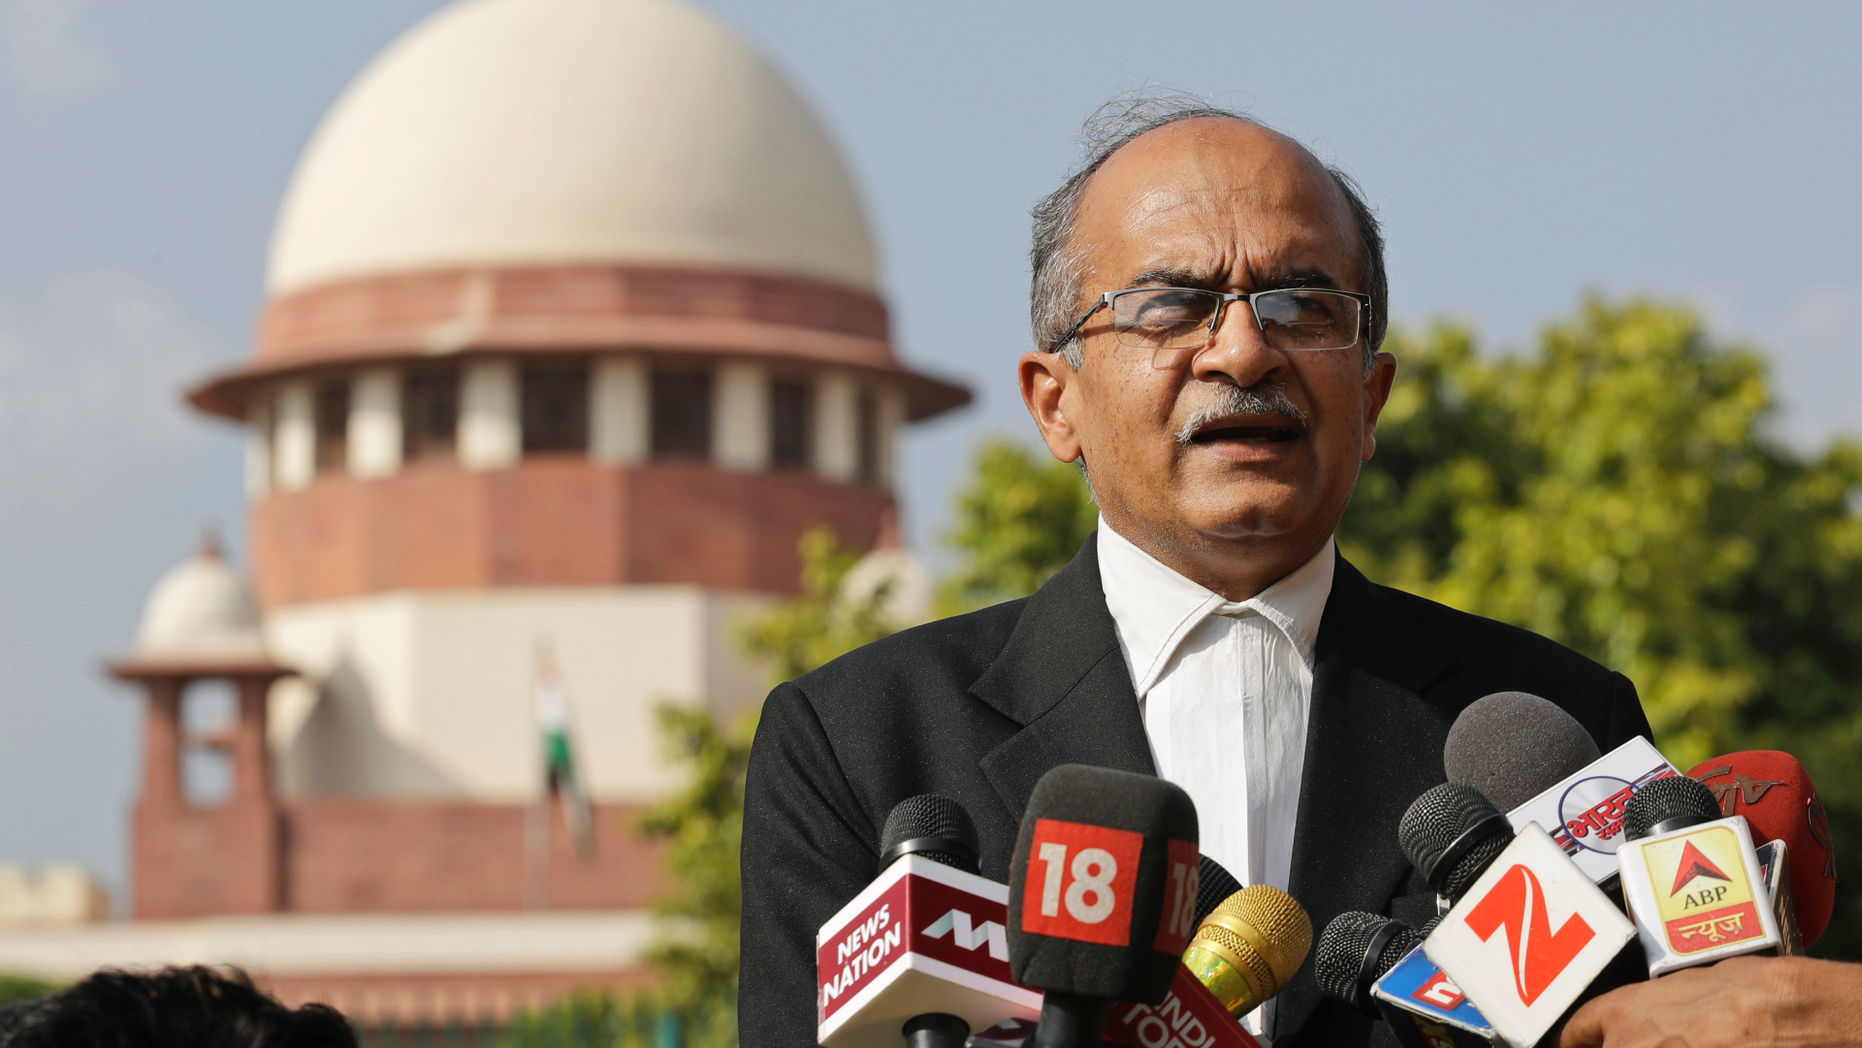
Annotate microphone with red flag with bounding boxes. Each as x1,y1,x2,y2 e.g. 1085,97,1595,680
1688,751,1836,949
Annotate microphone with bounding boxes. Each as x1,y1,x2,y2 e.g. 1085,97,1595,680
1181,884,1312,1019
1688,751,1836,947
1316,914,1498,1048
1008,765,1199,1048
1314,912,1429,1014
1409,789,1636,1047
1615,775,1783,976
1445,692,1601,813
1399,783,1515,904
815,795,1041,1048
1194,854,1244,927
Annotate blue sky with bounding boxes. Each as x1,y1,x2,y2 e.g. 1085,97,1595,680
2,0,1860,897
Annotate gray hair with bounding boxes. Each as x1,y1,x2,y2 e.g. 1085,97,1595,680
1030,91,1387,373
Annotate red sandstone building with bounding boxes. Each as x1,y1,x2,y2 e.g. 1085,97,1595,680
0,0,964,1027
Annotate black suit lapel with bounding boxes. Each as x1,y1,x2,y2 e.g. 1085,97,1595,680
972,534,1155,820
1276,555,1460,1039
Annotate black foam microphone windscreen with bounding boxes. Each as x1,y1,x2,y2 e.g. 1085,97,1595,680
1624,774,1721,840
1314,912,1426,1013
880,793,980,873
1007,764,1199,1005
1443,691,1601,812
1194,854,1243,928
1399,782,1514,902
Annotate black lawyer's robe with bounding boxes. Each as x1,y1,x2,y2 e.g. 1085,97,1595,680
739,536,1652,1048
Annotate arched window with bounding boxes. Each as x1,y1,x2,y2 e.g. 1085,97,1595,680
313,379,349,472
403,364,459,461
522,360,591,453
769,375,813,469
651,364,712,459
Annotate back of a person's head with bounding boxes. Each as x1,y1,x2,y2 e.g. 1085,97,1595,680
0,965,356,1048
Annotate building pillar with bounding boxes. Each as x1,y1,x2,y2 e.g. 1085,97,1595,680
813,370,859,481
245,399,272,500
138,676,183,811
272,381,315,491
875,383,905,489
348,366,404,479
590,355,648,464
459,357,520,470
231,674,275,806
714,360,769,471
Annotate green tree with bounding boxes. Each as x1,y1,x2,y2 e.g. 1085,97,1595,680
1342,297,1862,958
938,437,1098,614
637,703,756,1019
738,526,901,683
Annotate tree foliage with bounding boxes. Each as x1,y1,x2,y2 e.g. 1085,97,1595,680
1342,297,1862,958
737,526,902,684
636,704,755,1021
938,437,1097,615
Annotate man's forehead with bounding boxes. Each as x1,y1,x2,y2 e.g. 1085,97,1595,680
1075,118,1357,267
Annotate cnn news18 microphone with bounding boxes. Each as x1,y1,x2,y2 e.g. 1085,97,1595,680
1406,783,1636,1047
1616,775,1783,976
1689,751,1836,948
1009,765,1199,1048
815,795,1042,1048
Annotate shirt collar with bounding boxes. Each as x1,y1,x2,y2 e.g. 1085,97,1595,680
1097,517,1336,697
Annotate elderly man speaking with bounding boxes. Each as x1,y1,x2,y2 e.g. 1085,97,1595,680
739,97,1651,1048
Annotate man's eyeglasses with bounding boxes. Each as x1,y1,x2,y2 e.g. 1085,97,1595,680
1057,286,1371,353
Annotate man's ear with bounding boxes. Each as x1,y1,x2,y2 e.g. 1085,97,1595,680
1020,350,1084,463
1360,350,1397,462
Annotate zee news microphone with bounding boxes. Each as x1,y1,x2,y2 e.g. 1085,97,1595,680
1615,775,1783,976
1008,765,1200,1048
815,795,1040,1048
1403,783,1636,1047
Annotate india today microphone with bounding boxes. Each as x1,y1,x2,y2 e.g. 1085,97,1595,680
815,795,1041,1048
1615,775,1783,976
1405,784,1636,1048
1103,863,1309,1048
1689,751,1837,948
1009,765,1200,1048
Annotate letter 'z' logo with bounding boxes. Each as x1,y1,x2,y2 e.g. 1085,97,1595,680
1462,864,1596,1005
923,908,1008,961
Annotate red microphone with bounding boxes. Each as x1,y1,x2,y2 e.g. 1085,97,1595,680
1687,751,1836,948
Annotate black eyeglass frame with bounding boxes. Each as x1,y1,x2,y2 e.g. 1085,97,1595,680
1055,286,1374,352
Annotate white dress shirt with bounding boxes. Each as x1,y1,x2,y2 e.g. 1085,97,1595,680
1098,520,1334,1036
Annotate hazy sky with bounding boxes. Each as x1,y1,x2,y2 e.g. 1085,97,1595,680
2,0,1860,896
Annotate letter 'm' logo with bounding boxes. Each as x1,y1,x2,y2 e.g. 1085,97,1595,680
924,908,1009,961
1462,864,1597,1006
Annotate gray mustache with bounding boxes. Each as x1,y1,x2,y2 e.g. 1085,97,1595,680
1175,382,1309,445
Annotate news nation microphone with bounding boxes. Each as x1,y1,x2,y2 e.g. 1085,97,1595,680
1689,751,1836,948
815,795,1042,1048
1407,784,1635,1047
1616,775,1782,977
1009,765,1199,1048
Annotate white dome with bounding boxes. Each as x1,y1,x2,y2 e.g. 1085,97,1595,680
133,549,267,662
267,0,880,296
841,547,935,629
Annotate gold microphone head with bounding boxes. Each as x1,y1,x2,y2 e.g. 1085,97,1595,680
1181,885,1313,1018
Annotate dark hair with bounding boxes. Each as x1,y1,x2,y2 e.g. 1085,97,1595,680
0,966,356,1048
1030,90,1387,372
